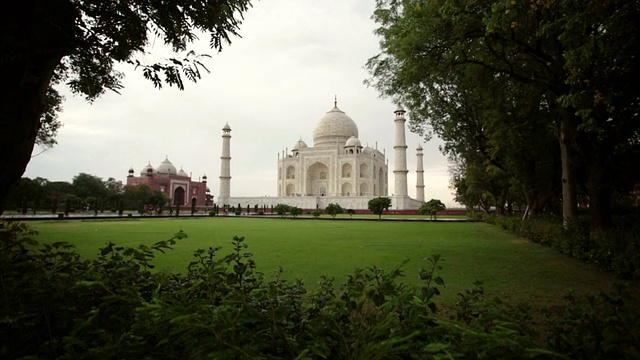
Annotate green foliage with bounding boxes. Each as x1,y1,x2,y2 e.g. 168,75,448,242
289,206,303,218
4,175,129,213
419,199,446,220
545,286,640,359
0,0,254,216
367,0,640,233
347,209,356,218
274,203,290,217
2,222,638,359
368,197,392,219
324,203,344,219
312,210,322,217
485,214,640,280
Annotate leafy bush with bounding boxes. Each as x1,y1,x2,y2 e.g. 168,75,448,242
274,203,289,217
325,203,343,219
289,206,303,217
484,214,640,280
1,222,638,359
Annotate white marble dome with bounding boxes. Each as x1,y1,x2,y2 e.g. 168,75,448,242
345,136,362,147
140,163,156,176
178,167,189,177
292,138,308,151
157,157,177,175
313,106,359,147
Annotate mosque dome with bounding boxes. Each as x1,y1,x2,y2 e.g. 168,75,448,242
345,136,362,148
292,138,308,151
157,157,177,175
140,162,156,176
178,167,189,177
313,105,359,147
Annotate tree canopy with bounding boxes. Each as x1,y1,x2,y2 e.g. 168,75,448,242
0,0,253,214
368,197,392,220
367,0,640,235
4,175,171,214
274,204,290,217
419,199,446,221
325,203,344,219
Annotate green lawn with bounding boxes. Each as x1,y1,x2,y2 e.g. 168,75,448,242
30,217,615,305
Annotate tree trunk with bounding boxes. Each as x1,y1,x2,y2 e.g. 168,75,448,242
0,55,61,214
586,145,613,239
559,118,578,226
0,0,75,214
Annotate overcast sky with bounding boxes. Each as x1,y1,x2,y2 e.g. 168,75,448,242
25,0,458,207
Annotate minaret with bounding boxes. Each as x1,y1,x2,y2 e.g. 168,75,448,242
393,106,409,198
416,144,425,202
218,123,232,205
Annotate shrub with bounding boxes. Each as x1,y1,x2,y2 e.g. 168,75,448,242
289,206,303,217
312,210,321,217
1,222,638,359
484,214,640,280
274,203,290,217
325,203,344,219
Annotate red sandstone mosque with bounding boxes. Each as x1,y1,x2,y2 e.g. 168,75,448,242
126,157,211,207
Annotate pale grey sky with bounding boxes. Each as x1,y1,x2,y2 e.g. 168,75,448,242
25,0,458,207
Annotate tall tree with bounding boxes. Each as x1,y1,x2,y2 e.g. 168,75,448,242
367,0,640,235
72,173,108,202
0,0,253,214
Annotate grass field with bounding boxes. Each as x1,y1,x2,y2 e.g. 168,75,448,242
29,217,616,305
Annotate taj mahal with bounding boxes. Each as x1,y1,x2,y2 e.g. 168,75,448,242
217,99,426,211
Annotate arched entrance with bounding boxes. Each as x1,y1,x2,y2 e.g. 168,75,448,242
306,162,329,196
359,183,369,196
173,187,185,206
341,182,352,196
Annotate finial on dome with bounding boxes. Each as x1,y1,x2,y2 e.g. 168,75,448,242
334,94,337,107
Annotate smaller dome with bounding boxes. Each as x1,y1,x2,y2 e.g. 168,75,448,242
292,138,308,151
140,163,156,176
128,167,134,173
395,104,405,113
417,144,423,151
178,167,189,177
157,157,177,175
362,146,372,154
222,123,231,131
345,136,362,148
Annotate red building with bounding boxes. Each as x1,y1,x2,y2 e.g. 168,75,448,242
127,157,211,207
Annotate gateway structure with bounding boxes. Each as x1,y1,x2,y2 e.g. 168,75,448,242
217,101,425,211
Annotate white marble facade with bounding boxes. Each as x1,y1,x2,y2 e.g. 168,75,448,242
277,105,388,199
219,101,424,210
